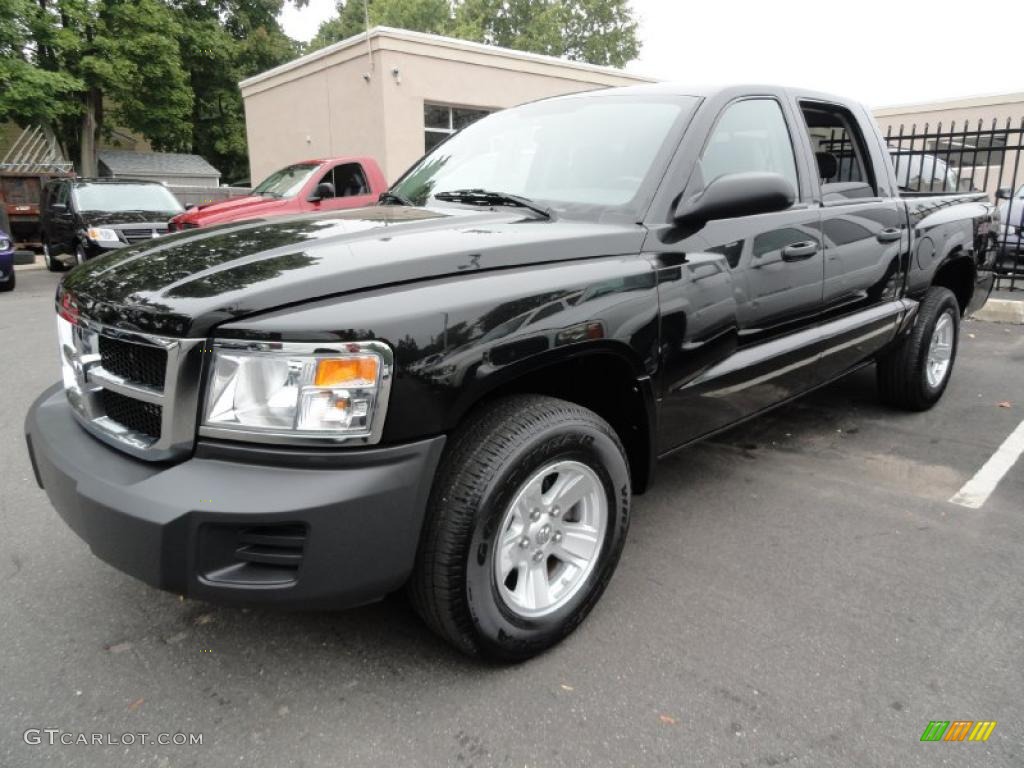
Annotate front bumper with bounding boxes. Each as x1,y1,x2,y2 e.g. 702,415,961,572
25,384,445,609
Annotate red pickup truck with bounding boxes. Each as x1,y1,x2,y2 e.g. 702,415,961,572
169,156,387,230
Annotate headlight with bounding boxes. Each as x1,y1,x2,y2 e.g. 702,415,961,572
200,340,393,445
86,227,120,244
0,237,11,252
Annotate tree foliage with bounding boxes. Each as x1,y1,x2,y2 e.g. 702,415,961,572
310,0,640,68
1,0,299,180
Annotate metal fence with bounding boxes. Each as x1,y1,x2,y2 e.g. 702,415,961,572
881,118,1024,292
821,118,1024,291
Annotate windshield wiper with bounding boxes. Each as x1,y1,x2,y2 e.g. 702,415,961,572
433,189,554,219
378,190,414,206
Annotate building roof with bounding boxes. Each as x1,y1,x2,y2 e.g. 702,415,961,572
97,150,220,179
874,91,1024,117
239,26,656,93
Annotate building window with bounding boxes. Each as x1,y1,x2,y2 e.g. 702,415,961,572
424,103,491,153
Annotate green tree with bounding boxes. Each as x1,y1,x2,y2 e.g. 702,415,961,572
310,0,451,50
0,0,83,128
310,0,640,67
170,0,301,182
1,0,194,174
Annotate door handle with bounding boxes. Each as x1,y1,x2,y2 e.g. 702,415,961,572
781,241,819,261
877,227,902,243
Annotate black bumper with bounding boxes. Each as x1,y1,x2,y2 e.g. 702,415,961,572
25,384,445,609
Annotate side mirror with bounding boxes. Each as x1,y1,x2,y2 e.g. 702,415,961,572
309,182,336,203
675,172,796,226
996,186,1013,200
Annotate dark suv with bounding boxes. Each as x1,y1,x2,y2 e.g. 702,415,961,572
40,178,184,271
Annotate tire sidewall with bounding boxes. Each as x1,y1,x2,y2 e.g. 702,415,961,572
75,243,87,266
917,294,959,403
464,419,629,659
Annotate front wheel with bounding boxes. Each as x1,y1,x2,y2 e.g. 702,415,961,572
877,287,960,411
409,395,631,661
43,241,66,272
74,242,88,266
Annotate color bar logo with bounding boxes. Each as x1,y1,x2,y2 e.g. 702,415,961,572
920,721,997,742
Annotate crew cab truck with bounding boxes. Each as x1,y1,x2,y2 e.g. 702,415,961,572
25,85,996,661
168,156,387,230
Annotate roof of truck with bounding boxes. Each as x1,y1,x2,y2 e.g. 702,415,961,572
564,82,854,105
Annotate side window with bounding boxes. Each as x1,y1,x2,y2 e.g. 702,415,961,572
333,163,369,197
800,102,877,202
56,183,69,207
316,164,369,197
701,99,799,192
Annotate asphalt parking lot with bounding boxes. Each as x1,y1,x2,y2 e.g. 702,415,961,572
1,266,1022,768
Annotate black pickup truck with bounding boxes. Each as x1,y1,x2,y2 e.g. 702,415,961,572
26,84,997,661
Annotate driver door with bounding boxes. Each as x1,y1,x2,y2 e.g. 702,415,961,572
654,97,825,451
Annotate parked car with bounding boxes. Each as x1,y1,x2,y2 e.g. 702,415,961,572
995,184,1024,274
26,84,996,661
168,156,387,230
0,228,14,292
40,178,184,271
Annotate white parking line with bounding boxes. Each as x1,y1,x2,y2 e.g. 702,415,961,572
950,419,1024,509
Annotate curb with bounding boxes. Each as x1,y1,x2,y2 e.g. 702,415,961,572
972,298,1024,325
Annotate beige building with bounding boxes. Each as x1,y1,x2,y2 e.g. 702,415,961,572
239,27,653,185
873,92,1024,132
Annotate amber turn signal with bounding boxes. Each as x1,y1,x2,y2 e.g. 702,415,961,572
314,356,379,387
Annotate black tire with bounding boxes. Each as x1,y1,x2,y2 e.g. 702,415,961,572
74,242,88,267
409,394,631,661
43,240,66,272
877,286,960,411
0,269,13,292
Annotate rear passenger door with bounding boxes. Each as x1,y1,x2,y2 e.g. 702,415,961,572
796,100,908,383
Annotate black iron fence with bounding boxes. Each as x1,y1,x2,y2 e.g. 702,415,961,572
887,118,1024,291
824,117,1024,291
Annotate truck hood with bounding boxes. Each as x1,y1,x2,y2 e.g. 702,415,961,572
174,195,293,225
60,206,647,337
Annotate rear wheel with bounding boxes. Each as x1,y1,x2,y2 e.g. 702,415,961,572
877,286,960,411
409,395,631,661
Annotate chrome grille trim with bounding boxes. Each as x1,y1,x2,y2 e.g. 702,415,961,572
57,313,205,461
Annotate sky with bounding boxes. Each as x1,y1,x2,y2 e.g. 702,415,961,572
279,0,1024,108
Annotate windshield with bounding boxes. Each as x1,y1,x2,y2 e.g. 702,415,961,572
73,183,183,213
391,94,696,214
252,163,319,198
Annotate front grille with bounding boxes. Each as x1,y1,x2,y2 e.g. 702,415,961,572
122,227,166,243
99,336,167,389
59,310,203,460
101,389,163,439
